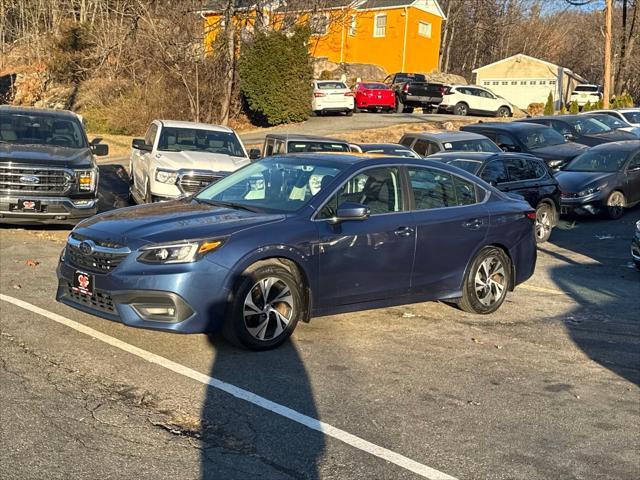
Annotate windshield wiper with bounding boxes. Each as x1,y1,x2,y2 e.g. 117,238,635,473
194,198,260,212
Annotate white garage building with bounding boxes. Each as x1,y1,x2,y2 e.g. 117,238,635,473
472,54,588,110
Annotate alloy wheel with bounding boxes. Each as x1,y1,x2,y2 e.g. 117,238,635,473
535,206,552,241
243,277,294,341
607,191,625,219
474,256,507,307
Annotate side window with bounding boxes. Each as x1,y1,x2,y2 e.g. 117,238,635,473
550,121,571,136
274,140,285,154
628,152,640,170
408,168,456,209
481,160,509,184
531,160,549,178
426,142,440,156
144,124,158,146
264,140,274,157
505,158,537,181
454,176,479,205
413,139,431,156
496,133,516,149
318,167,403,218
400,136,415,148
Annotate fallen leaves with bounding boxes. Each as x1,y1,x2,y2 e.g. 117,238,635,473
25,259,40,267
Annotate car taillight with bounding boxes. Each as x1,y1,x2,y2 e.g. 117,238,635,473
403,83,409,93
344,92,355,97
440,86,447,95
526,211,537,220
314,92,326,97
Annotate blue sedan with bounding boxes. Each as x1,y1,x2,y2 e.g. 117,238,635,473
56,154,537,350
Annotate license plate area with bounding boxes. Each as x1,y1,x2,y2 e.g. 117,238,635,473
72,270,94,296
11,199,42,212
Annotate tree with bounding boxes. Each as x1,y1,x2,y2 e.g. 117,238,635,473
238,27,313,126
569,100,579,113
543,92,555,115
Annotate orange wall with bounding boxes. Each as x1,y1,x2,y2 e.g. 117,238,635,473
204,7,442,75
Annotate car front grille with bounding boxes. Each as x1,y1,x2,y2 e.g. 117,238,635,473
0,165,72,194
561,192,580,199
65,282,115,313
66,234,130,273
177,173,222,194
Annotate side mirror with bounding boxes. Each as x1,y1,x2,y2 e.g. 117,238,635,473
92,143,109,156
564,133,575,141
90,137,103,146
132,138,152,152
499,144,520,152
330,202,370,223
249,148,261,160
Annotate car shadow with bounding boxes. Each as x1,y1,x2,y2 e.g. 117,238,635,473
200,335,324,479
97,163,132,213
542,207,640,387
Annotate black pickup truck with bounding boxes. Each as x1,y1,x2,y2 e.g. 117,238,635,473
384,73,444,113
0,106,108,224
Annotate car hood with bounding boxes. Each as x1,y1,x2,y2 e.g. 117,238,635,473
529,142,589,160
581,130,637,143
554,171,617,193
74,199,285,247
0,144,94,168
154,150,250,173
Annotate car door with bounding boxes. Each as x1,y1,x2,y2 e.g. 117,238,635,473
133,123,157,190
624,151,640,203
407,166,489,296
315,166,415,305
464,88,484,113
477,89,500,113
496,157,547,208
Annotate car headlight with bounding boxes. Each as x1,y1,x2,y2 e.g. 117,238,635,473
137,238,225,264
76,168,97,191
548,160,564,168
578,184,607,197
155,169,178,184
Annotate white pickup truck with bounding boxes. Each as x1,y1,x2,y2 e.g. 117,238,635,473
129,120,251,203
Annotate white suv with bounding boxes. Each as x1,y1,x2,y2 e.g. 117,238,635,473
568,84,602,108
129,120,250,203
439,85,512,117
312,80,355,116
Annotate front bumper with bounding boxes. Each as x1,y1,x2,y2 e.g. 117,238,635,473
0,195,97,224
559,191,607,215
631,234,640,263
56,256,231,334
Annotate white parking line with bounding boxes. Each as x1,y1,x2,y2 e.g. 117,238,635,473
0,293,458,480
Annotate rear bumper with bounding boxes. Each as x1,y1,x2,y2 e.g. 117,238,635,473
356,99,395,109
0,194,97,224
401,95,442,106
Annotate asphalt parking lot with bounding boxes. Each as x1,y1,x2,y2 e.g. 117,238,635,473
0,166,638,480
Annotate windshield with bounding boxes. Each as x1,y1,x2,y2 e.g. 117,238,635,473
447,139,502,153
564,149,629,172
516,127,566,149
157,127,245,157
588,115,626,129
287,141,349,153
622,111,640,123
564,117,611,134
195,157,346,213
317,82,347,90
360,146,419,158
0,112,87,148
445,159,482,174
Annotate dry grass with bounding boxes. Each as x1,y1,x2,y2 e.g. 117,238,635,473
88,132,134,159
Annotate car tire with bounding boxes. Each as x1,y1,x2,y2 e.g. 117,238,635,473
496,106,511,118
346,109,354,117
313,110,323,116
605,191,626,219
396,100,405,113
534,202,554,243
454,102,469,116
222,262,302,350
457,246,511,314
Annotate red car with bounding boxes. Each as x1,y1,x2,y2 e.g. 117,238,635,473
353,82,396,113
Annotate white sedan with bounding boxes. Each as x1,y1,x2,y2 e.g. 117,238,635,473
312,80,355,116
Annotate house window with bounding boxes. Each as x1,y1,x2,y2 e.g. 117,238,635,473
549,80,556,85
540,80,547,85
374,14,386,37
349,15,357,36
418,21,432,38
530,80,537,85
511,81,517,85
492,81,499,85
311,13,329,36
502,81,508,85
520,81,527,85
483,81,490,86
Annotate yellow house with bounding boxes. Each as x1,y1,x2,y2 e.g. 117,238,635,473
201,0,445,75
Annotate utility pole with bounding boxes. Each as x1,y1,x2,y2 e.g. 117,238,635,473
603,0,612,106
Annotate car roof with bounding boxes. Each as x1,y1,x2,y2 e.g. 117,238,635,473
265,133,349,143
403,131,489,141
157,119,234,132
464,121,547,132
0,105,81,120
521,115,582,122
616,108,640,112
429,151,539,161
359,143,411,149
587,140,640,152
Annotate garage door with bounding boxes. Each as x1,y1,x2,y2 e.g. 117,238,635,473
481,79,557,109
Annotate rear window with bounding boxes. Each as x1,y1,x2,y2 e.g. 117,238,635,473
622,111,640,124
317,82,347,90
448,139,502,153
574,85,599,92
361,83,389,90
287,142,349,153
395,74,426,83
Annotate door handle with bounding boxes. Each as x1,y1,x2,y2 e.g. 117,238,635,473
463,219,482,230
394,226,414,237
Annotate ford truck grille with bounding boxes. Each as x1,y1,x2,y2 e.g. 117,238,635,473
0,166,71,194
178,173,222,194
